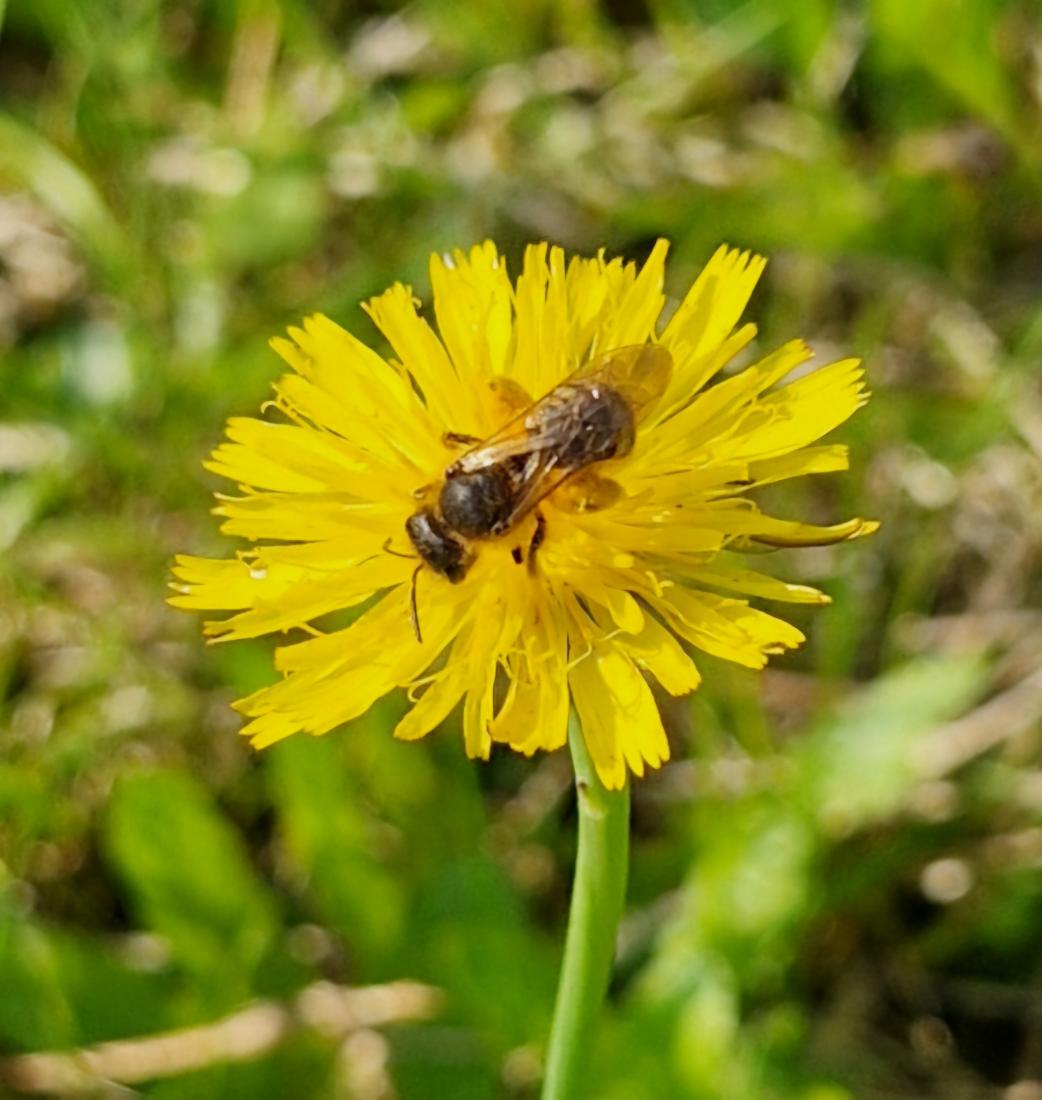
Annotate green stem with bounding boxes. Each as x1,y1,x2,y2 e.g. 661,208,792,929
542,715,631,1100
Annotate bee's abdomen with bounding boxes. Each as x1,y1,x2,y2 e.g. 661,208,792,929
534,384,635,470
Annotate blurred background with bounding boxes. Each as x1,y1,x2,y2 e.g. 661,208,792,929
2,1,1042,1097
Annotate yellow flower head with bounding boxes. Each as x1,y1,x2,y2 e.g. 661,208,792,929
171,241,875,789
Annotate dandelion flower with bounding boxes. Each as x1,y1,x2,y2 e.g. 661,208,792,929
171,241,875,789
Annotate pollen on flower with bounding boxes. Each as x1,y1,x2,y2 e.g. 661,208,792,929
171,240,876,790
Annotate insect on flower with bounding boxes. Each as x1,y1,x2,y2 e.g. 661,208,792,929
403,344,673,639
171,239,878,790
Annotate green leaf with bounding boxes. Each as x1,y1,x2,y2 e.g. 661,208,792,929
267,733,406,972
48,926,177,1044
0,914,175,1049
798,655,989,831
103,770,279,1003
407,854,555,1048
870,0,1024,147
0,917,76,1050
0,112,137,294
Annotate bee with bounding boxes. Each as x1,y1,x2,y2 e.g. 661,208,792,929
401,344,673,638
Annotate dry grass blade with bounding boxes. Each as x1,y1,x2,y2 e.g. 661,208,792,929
0,981,441,1094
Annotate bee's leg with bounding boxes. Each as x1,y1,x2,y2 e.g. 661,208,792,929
442,431,482,448
409,564,424,643
527,511,547,574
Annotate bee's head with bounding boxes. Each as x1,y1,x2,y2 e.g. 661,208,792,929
405,509,472,583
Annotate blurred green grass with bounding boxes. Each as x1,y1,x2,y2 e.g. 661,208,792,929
2,1,1042,1097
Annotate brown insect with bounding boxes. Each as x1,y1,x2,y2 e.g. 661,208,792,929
401,344,673,639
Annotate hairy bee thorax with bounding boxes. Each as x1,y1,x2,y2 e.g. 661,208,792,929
438,464,517,538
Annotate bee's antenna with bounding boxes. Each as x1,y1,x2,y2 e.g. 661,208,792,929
442,430,481,448
409,564,423,643
383,537,417,560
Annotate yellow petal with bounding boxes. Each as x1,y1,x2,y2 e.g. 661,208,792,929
563,511,726,558
650,586,804,669
679,563,829,604
168,554,279,611
660,245,767,402
205,417,402,499
237,581,471,743
598,239,669,350
563,252,621,365
363,283,485,437
654,499,878,550
460,589,527,760
664,244,766,348
642,339,813,470
511,242,571,396
490,591,570,754
273,372,430,476
576,578,644,635
394,623,477,741
489,668,569,756
214,493,401,543
196,556,407,641
746,444,849,486
723,359,869,460
624,613,702,695
429,242,513,403
271,313,442,469
271,571,462,676
733,514,880,548
570,646,670,789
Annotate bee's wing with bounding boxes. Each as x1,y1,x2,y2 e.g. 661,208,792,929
484,345,673,523
567,344,672,422
457,345,671,475
453,383,585,474
491,448,569,533
452,419,569,473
